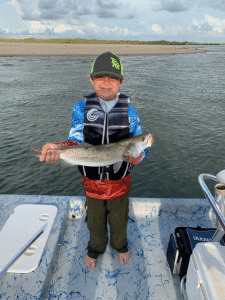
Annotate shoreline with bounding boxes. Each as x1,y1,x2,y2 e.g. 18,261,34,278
0,42,208,57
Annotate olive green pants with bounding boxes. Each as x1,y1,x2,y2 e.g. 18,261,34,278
85,193,129,259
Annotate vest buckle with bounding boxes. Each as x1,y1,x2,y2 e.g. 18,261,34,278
98,166,110,181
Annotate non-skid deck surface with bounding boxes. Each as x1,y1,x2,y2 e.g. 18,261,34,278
47,197,214,300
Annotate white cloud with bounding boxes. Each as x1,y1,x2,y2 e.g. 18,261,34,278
86,21,140,36
204,14,225,33
23,20,141,37
151,24,163,34
3,28,11,34
191,14,225,36
25,20,85,35
192,19,200,27
28,21,51,34
54,24,72,34
86,21,106,34
150,23,183,36
54,24,84,34
149,14,225,38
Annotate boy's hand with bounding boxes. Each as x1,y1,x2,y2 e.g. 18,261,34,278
39,143,60,163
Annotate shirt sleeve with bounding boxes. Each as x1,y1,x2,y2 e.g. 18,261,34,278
128,105,148,162
66,100,85,144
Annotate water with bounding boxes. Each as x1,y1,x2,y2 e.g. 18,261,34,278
0,46,225,199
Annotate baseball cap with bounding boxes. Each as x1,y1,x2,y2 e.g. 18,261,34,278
90,52,123,80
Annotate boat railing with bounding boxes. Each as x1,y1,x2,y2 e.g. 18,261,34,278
198,173,225,242
181,172,225,299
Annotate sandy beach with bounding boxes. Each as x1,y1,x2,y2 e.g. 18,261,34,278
0,42,207,56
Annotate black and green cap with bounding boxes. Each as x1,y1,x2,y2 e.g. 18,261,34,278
90,52,123,80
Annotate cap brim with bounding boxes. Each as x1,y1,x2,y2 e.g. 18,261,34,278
90,71,123,80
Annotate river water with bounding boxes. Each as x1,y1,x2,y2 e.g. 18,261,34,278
0,46,224,199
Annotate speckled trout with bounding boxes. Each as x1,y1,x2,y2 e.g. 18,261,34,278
31,133,154,171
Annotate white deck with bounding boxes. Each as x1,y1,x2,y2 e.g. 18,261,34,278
0,194,215,299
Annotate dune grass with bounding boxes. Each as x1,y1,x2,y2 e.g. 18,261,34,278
0,37,224,45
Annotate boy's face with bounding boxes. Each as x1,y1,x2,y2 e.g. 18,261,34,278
88,75,124,101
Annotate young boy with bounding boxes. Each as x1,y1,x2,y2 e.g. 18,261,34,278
39,52,148,270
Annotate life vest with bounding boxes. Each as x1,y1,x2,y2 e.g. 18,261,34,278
78,92,134,181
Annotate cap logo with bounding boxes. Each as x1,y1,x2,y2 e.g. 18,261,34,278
111,57,120,70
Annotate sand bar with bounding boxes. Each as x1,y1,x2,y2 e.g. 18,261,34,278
0,42,208,57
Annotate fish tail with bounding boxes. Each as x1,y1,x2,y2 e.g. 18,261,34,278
30,145,42,157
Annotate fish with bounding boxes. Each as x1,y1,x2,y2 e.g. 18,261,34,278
30,133,154,172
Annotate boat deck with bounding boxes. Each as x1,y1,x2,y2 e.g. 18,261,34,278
0,194,215,299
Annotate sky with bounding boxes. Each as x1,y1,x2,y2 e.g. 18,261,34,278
0,0,225,43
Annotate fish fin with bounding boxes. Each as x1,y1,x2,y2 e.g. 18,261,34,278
74,142,92,148
30,145,42,157
113,161,123,173
57,142,92,150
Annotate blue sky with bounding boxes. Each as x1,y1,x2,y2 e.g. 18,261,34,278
0,0,225,42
